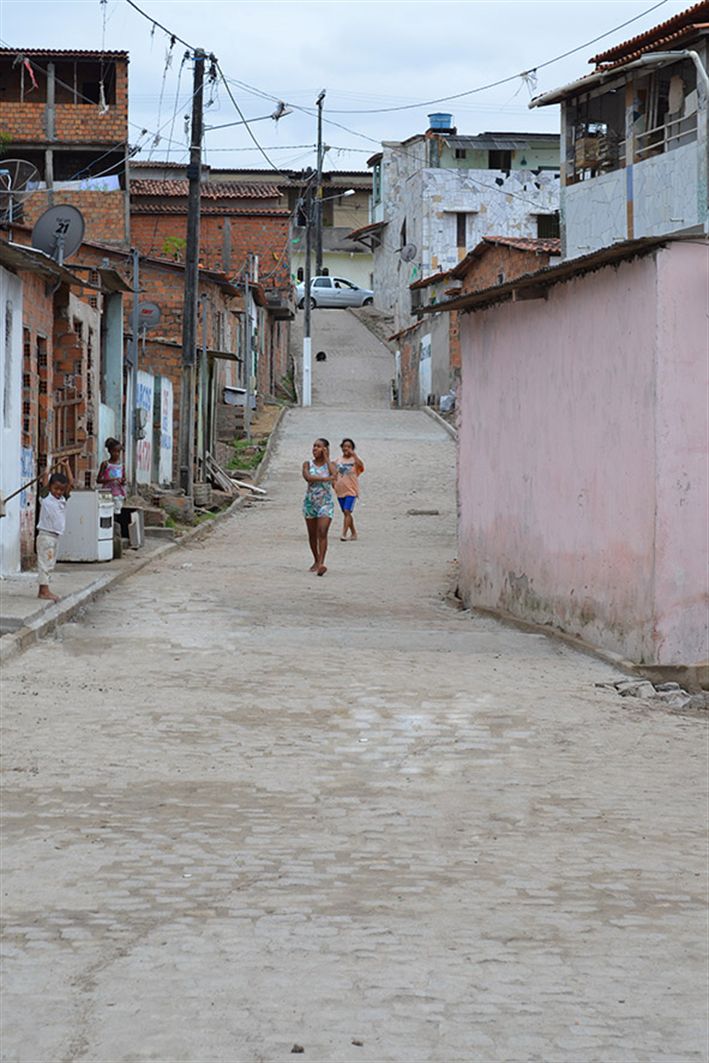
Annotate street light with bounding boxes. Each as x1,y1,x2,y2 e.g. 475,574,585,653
299,183,357,407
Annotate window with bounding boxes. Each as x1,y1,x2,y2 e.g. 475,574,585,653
455,148,467,160
488,150,511,170
313,277,330,288
456,213,467,249
334,278,356,289
536,213,560,239
297,267,304,282
400,218,407,248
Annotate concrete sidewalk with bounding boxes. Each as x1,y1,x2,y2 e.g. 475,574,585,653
0,516,235,665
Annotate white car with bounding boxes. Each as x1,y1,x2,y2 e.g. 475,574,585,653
296,275,374,309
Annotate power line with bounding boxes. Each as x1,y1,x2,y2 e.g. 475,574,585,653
215,63,295,177
123,0,195,52
300,0,673,114
214,0,670,125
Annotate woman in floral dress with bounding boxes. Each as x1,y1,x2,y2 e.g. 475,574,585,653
302,438,337,576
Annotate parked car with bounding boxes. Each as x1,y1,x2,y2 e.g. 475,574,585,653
296,275,374,309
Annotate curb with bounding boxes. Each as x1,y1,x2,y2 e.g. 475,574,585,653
0,493,244,667
422,404,458,441
254,404,288,485
1,409,291,666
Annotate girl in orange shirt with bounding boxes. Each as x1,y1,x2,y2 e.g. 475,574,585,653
334,437,365,541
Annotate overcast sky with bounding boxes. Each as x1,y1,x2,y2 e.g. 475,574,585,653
1,0,690,176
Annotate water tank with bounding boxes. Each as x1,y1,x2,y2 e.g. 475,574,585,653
428,112,453,131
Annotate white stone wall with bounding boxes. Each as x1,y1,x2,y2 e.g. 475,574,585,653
564,143,704,258
564,170,627,257
375,159,560,332
634,142,702,240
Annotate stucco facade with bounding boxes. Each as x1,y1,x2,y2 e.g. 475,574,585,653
367,128,560,335
457,239,708,671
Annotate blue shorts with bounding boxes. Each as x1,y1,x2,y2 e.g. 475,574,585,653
338,496,357,513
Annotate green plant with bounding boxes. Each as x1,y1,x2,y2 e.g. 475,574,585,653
228,437,267,472
162,236,187,261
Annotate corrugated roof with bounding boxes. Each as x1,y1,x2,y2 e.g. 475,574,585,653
590,2,709,65
411,238,560,291
410,269,453,291
0,240,91,286
0,48,128,59
130,179,282,199
446,133,559,151
451,236,560,279
420,236,686,316
346,220,387,241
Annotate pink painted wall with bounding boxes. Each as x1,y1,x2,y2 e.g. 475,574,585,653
458,242,708,667
653,243,709,664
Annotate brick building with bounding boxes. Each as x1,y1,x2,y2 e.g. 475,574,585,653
129,175,294,411
0,238,127,570
0,48,130,246
393,236,560,407
72,240,247,485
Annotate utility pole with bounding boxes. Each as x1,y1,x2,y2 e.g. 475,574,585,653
129,247,140,494
178,48,207,497
314,89,326,277
243,253,252,440
302,176,313,407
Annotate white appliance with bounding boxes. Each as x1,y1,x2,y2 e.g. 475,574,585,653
57,489,114,562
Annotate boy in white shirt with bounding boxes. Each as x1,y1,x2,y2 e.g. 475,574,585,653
36,460,74,601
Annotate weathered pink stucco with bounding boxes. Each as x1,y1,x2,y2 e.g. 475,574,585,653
458,241,708,668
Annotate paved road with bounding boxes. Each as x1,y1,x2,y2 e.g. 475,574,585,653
2,311,707,1062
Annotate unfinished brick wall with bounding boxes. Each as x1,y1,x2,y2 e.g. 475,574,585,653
19,271,55,565
460,245,555,293
0,56,128,144
130,211,291,287
17,272,102,565
22,190,128,247
398,328,422,408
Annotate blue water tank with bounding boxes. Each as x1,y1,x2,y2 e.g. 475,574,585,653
428,112,453,131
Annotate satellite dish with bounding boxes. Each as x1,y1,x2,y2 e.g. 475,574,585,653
138,302,161,329
31,204,85,265
399,243,417,262
0,160,40,224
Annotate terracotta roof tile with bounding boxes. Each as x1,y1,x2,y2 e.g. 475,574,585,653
131,203,290,217
590,2,709,65
130,179,282,199
482,236,561,254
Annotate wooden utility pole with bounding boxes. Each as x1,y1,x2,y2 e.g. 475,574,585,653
314,89,326,277
178,49,206,496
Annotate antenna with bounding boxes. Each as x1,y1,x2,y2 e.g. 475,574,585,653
31,205,85,265
0,160,40,225
399,243,417,262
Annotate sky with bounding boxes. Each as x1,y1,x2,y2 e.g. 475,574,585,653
0,0,691,180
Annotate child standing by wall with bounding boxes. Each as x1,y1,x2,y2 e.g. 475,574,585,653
97,438,126,515
36,460,74,602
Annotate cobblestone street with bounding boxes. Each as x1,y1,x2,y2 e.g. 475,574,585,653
1,312,707,1062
